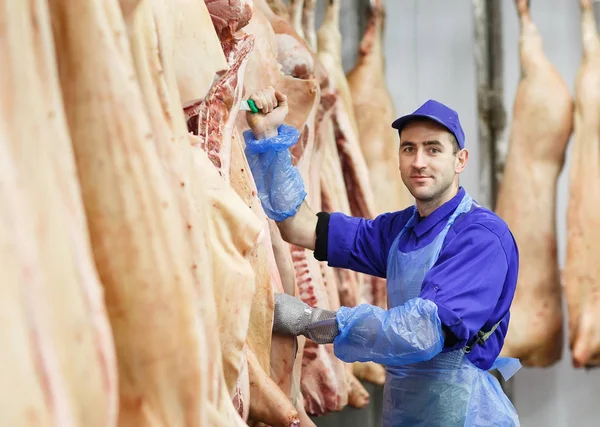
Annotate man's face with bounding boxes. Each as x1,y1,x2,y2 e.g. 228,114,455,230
398,119,468,203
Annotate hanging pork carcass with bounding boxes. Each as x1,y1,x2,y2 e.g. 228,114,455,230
497,0,572,367
0,0,119,425
563,0,600,368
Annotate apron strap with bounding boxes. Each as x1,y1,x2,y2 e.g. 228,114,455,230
463,319,502,354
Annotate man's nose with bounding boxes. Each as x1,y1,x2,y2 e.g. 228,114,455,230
412,149,427,169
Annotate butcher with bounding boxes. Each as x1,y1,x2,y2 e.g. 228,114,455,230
243,86,522,426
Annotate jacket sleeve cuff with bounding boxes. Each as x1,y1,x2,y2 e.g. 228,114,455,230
433,302,469,351
314,212,330,261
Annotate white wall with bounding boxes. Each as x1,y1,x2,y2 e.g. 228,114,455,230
382,1,600,426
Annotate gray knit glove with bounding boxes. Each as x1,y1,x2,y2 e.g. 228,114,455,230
273,293,339,344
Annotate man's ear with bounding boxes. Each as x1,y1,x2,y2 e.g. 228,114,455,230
455,148,469,173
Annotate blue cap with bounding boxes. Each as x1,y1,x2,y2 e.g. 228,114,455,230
391,99,465,149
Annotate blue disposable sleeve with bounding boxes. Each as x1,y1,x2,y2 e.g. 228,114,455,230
333,297,444,366
243,124,307,222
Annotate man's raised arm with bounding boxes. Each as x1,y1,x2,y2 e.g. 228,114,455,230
243,86,318,250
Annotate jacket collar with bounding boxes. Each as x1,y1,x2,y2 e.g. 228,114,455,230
409,187,466,237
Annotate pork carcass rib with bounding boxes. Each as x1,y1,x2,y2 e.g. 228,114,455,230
0,0,119,424
496,0,572,367
563,0,600,368
49,0,214,423
313,0,390,387
346,0,414,214
257,4,346,413
319,118,361,312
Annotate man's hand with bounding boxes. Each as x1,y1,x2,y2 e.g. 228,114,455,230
246,86,289,139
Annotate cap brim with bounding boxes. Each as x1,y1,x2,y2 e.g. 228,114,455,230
391,113,451,133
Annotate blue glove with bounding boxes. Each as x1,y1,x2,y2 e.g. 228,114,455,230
333,297,444,366
243,124,307,222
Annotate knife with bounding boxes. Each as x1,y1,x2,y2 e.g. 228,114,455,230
239,99,279,114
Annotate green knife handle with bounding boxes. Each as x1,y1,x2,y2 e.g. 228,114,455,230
247,99,260,113
247,99,279,114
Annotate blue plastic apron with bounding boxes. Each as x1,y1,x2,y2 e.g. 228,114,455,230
382,192,521,427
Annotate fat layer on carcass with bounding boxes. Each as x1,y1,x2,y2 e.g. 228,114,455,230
564,0,600,368
497,0,572,368
0,0,119,425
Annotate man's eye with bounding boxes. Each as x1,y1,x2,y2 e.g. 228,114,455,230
430,148,441,154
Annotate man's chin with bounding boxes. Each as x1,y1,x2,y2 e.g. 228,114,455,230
408,186,435,202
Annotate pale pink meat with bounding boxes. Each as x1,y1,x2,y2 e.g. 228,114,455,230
253,0,316,80
204,0,253,39
319,262,370,409
292,245,343,415
496,0,572,367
